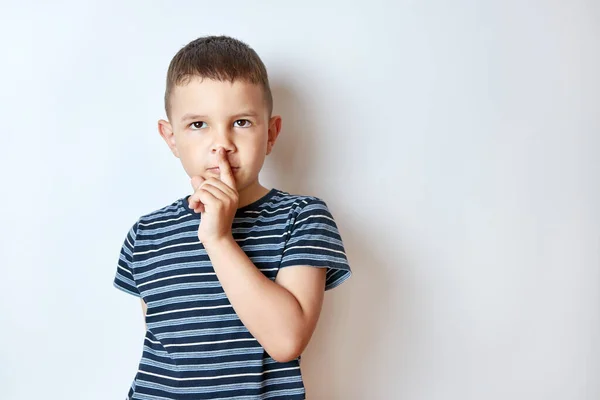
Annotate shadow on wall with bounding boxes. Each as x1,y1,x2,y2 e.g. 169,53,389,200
264,82,318,196
267,81,407,398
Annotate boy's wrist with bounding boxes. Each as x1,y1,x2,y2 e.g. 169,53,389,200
202,234,236,252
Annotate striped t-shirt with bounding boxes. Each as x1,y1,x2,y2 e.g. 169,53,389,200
113,188,352,400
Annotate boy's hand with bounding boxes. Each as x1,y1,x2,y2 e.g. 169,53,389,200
188,148,239,245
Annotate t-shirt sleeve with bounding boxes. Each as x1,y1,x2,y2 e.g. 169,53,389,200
279,198,352,291
113,221,141,297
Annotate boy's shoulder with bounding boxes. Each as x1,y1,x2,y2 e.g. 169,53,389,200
135,196,186,227
265,189,328,211
247,189,333,221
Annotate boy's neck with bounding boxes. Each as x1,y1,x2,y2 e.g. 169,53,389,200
237,181,271,209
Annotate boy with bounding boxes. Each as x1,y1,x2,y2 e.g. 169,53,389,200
113,35,352,400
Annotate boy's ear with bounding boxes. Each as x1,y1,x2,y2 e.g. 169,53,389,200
158,119,180,158
266,115,282,155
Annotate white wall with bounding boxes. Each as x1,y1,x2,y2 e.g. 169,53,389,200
1,1,598,399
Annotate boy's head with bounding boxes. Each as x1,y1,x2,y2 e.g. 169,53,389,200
158,35,281,195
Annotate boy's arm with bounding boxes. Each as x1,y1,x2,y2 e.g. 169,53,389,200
203,237,326,363
188,150,329,362
141,299,147,330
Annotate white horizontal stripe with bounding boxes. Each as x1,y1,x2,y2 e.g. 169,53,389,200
138,272,215,288
283,245,347,256
139,266,275,290
160,338,256,348
143,344,263,360
138,213,190,226
296,214,335,225
256,204,293,214
239,202,294,216
137,366,300,381
117,265,130,274
235,233,287,242
139,357,274,373
134,240,200,256
147,304,231,317
146,313,240,330
154,326,249,340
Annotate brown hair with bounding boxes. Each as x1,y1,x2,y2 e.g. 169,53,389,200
164,35,273,119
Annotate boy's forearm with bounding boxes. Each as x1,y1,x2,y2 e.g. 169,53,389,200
203,236,308,362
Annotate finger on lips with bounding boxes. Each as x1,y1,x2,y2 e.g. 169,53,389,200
217,148,236,189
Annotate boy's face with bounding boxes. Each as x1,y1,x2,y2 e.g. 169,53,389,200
158,77,281,195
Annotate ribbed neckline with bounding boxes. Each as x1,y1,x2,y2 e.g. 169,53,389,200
181,188,279,218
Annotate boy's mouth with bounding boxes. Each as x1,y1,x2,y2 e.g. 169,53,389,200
207,167,239,173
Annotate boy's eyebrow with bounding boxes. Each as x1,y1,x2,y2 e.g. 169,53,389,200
231,111,259,119
180,113,208,123
180,111,260,123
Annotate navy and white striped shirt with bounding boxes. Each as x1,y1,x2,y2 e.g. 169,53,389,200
114,188,352,399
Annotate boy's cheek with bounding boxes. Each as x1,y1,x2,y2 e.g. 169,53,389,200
180,158,208,179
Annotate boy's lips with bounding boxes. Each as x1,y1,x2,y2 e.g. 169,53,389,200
207,167,239,173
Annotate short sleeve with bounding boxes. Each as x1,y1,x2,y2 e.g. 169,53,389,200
280,198,352,290
113,221,141,297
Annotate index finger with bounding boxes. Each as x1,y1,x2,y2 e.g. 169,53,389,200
217,148,236,190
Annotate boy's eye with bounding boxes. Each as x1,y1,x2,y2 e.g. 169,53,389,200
190,121,207,130
234,119,252,128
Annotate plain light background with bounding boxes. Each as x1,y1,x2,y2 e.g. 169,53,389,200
0,1,598,399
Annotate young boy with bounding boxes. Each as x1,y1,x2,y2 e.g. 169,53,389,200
113,35,352,400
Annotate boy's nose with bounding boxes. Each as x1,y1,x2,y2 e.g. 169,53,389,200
211,145,234,154
211,130,236,153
